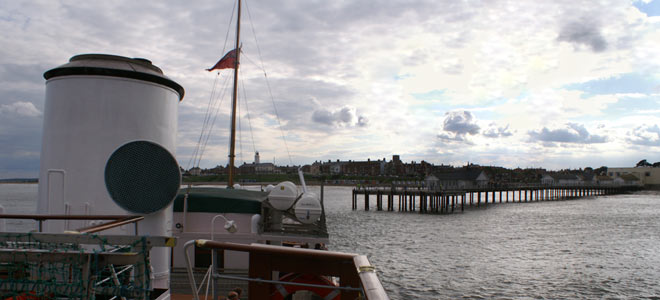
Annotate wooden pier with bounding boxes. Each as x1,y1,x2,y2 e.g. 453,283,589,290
352,185,642,213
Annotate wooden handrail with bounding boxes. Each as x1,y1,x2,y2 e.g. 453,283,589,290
0,214,144,233
0,214,140,220
196,239,357,260
75,215,144,234
189,240,389,300
354,255,389,300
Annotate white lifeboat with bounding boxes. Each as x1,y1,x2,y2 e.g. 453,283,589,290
267,181,298,210
294,192,322,224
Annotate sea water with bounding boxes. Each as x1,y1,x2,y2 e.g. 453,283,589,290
0,184,38,232
1,184,659,299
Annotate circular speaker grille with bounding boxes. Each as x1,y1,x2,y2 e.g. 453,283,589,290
105,140,180,214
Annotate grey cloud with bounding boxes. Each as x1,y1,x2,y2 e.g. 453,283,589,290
528,123,607,144
0,64,45,178
0,112,42,178
404,49,429,67
626,124,660,146
443,111,480,135
483,123,513,138
1,0,652,176
357,116,369,127
0,63,47,115
0,63,45,87
437,132,467,142
0,101,42,117
311,109,335,125
255,78,355,117
337,107,353,123
250,0,475,79
312,106,367,128
436,111,479,144
441,59,463,75
557,18,607,52
213,76,358,133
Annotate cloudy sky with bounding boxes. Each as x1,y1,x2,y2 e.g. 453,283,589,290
1,0,659,178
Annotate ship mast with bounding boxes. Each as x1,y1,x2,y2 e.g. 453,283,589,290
228,0,242,188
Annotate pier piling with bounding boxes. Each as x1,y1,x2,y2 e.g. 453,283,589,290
351,184,640,216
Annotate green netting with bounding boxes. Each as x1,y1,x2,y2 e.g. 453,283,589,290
0,232,153,299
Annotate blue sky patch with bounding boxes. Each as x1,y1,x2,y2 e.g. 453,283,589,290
394,73,412,80
634,0,660,16
602,95,660,116
564,72,659,96
411,89,446,101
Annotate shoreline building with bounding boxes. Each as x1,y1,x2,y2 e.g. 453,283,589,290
425,168,489,190
239,151,277,174
607,166,660,187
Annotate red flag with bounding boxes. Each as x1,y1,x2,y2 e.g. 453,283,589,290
206,49,238,71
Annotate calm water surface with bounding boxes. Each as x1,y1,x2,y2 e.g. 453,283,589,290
2,184,659,299
0,184,38,232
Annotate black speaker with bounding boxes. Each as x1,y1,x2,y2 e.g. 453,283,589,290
105,140,180,214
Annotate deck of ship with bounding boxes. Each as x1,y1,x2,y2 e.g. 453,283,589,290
170,268,249,299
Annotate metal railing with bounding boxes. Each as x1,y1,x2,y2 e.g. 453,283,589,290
0,214,144,234
0,232,176,300
184,239,389,300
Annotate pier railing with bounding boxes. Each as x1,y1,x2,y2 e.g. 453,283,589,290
354,181,644,192
352,184,642,213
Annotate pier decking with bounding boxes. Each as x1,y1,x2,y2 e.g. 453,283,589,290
352,185,642,213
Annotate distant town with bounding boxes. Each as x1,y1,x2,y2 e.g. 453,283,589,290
0,178,38,184
3,154,658,188
183,153,660,188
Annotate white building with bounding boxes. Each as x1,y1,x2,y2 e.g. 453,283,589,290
425,169,489,190
541,173,581,185
607,167,660,187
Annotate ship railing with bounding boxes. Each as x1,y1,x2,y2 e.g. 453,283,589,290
0,214,172,299
0,214,144,234
0,232,176,300
184,239,389,300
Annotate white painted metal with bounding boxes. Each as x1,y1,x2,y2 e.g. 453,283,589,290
294,192,322,224
268,181,298,210
298,167,308,193
38,54,182,289
250,214,261,234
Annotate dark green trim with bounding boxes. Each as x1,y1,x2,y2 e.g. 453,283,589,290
174,187,267,214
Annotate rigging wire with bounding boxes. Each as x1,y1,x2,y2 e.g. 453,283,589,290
196,74,232,168
244,0,294,166
237,79,245,165
199,76,231,166
187,0,238,170
190,0,298,172
264,69,294,167
240,76,257,154
186,73,220,170
222,0,238,56
190,72,227,169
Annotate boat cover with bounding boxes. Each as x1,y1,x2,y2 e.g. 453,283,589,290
173,187,268,214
